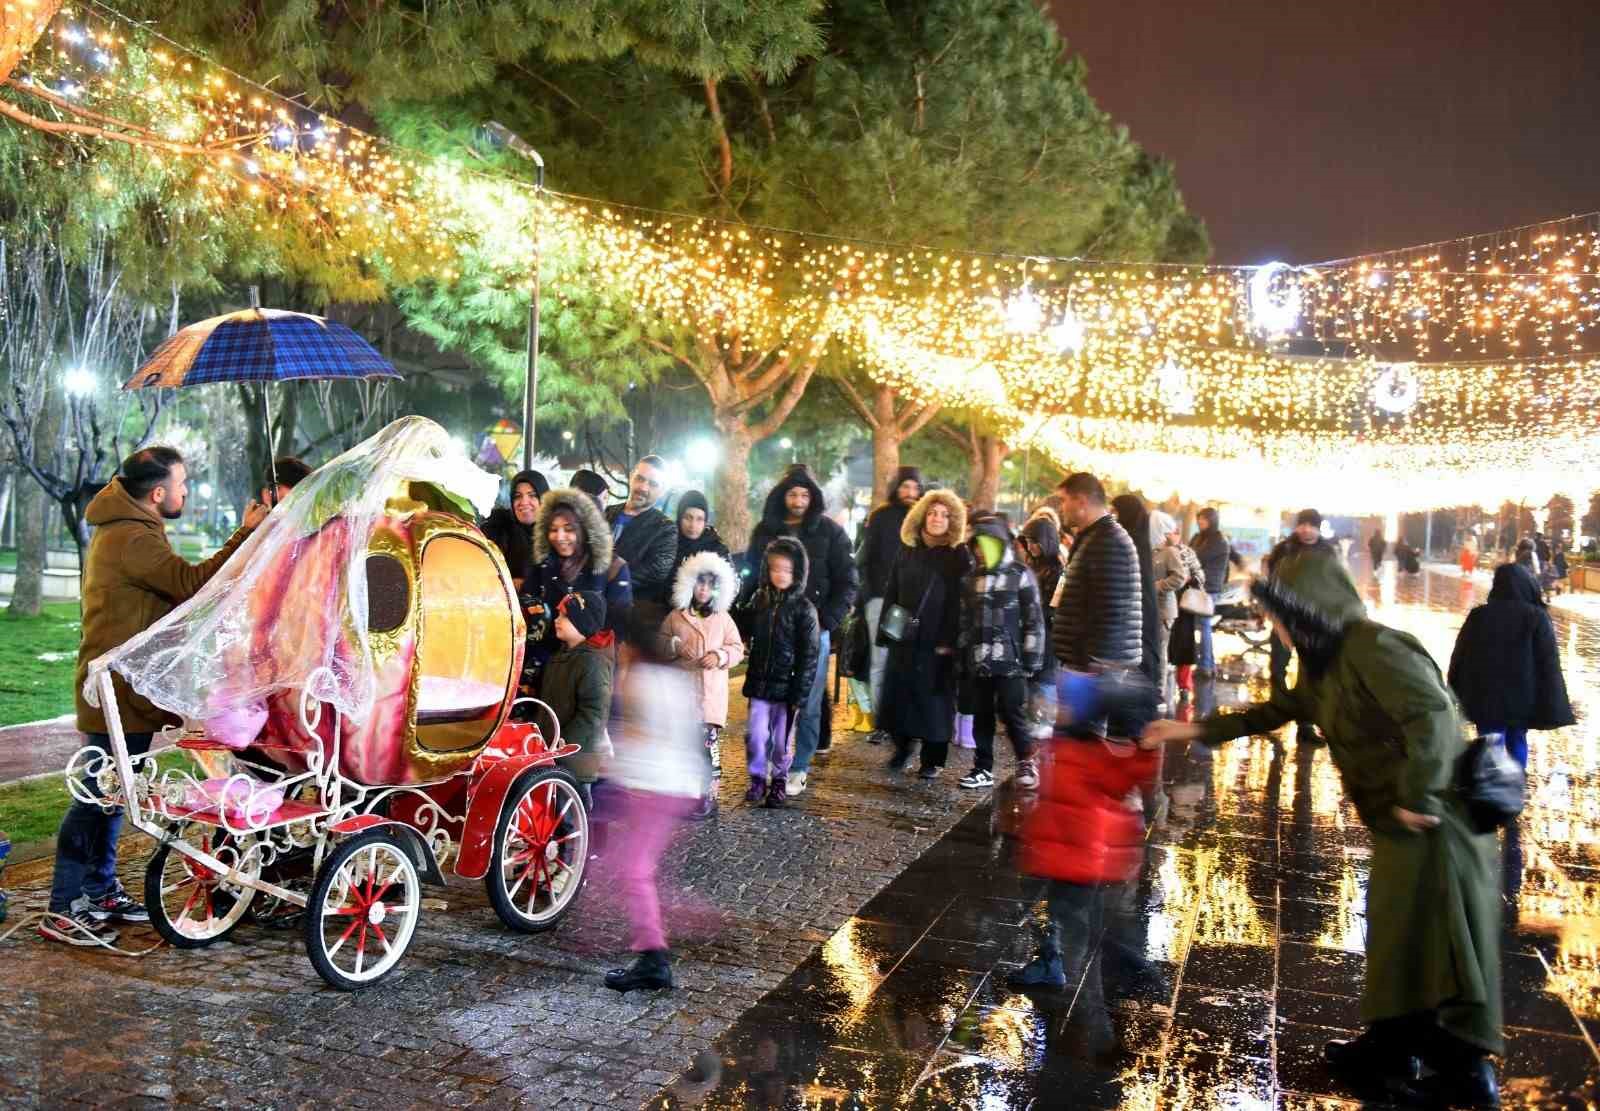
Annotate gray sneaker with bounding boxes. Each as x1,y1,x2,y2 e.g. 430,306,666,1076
1015,759,1040,791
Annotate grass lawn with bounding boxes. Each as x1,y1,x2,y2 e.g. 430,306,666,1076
0,602,81,726
0,749,196,845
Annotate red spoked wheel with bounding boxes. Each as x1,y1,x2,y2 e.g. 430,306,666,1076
304,829,421,990
145,823,260,949
486,767,588,933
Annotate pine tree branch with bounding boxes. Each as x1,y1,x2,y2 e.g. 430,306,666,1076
702,76,734,194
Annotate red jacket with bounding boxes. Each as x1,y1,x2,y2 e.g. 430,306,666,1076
1020,737,1159,884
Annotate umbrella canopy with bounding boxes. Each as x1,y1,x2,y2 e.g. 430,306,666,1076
124,308,401,390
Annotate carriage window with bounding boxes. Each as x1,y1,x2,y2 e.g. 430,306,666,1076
366,554,410,634
415,535,514,752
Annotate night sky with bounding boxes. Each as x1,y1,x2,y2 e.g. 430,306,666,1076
1048,0,1600,265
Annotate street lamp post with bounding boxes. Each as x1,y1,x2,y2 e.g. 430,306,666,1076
484,122,546,472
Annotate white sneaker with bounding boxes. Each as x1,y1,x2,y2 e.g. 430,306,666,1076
787,771,808,796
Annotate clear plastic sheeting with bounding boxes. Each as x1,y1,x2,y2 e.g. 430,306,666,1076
87,416,501,730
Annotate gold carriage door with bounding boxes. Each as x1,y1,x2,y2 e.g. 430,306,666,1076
415,535,514,752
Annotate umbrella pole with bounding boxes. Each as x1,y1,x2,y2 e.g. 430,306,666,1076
246,285,280,502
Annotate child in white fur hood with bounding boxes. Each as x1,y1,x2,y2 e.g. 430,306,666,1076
662,552,745,816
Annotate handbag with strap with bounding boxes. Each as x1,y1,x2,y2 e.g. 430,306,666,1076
1455,733,1525,833
1178,577,1214,616
880,573,937,644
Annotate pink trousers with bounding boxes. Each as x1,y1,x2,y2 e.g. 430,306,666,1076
613,789,695,952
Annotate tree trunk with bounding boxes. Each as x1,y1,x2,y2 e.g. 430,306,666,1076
712,419,757,553
9,471,45,616
970,435,1008,512
872,418,903,501
0,0,61,85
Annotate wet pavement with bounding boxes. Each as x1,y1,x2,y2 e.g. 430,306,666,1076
3,562,1600,1108
652,562,1600,1109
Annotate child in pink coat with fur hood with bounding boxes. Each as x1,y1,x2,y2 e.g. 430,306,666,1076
662,551,745,817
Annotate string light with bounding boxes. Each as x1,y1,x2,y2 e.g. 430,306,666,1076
5,2,1600,511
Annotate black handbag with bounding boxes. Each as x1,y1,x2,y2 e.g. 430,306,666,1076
1455,734,1525,834
880,577,936,644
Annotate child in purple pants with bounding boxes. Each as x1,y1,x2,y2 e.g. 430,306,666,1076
740,537,820,808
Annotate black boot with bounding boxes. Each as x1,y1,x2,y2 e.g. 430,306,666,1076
604,949,674,993
1325,1028,1422,1086
887,739,913,772
1410,1056,1499,1109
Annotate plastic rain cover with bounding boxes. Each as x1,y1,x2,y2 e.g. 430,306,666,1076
86,416,501,731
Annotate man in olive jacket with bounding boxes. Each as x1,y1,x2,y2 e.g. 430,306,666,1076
44,447,265,945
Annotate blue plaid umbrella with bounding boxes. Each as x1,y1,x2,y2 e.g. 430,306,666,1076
123,308,401,390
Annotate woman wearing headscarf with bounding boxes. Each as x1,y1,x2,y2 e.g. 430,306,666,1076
1448,562,1574,769
481,469,548,585
1145,558,1503,1107
522,487,633,691
878,490,970,778
672,489,730,574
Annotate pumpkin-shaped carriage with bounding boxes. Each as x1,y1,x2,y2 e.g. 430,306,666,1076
69,418,588,989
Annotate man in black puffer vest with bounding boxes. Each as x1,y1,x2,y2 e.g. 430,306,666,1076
1052,473,1143,722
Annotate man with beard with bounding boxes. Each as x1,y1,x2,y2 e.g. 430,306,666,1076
850,466,923,735
605,455,679,614
42,447,267,945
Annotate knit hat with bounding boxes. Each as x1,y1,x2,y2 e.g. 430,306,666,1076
1296,508,1323,528
557,590,607,640
570,468,609,508
676,489,711,524
511,468,549,500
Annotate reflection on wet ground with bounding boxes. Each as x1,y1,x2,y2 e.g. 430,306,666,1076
654,564,1600,1109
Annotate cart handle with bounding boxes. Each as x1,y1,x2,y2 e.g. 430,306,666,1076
509,697,562,749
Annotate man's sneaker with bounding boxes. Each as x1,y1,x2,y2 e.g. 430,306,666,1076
959,769,994,790
1006,954,1067,991
1015,759,1040,791
39,908,119,947
83,889,149,924
787,771,808,797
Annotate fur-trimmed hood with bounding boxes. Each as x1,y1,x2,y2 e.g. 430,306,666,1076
532,486,613,571
671,550,739,613
900,489,967,548
758,534,810,597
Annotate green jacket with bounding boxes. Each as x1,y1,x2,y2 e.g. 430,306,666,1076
75,478,253,735
1200,557,1502,1052
539,641,613,784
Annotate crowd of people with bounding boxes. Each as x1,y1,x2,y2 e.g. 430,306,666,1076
43,439,1572,1108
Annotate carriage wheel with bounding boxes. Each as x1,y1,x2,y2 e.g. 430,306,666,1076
486,767,589,933
144,824,260,949
303,829,421,991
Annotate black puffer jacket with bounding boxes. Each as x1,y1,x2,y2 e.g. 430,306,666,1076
1448,563,1575,732
606,503,678,606
857,466,922,600
744,464,859,633
1112,496,1161,685
742,536,822,706
1053,512,1143,672
1192,522,1243,594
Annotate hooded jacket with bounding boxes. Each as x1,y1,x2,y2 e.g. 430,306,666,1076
480,469,546,583
744,464,858,632
876,490,970,742
957,514,1046,680
1199,554,1502,1053
525,488,632,679
672,490,730,573
1448,563,1574,732
75,478,255,733
662,551,745,726
1019,515,1063,653
857,466,923,600
1111,495,1161,685
741,536,821,705
605,500,678,607
1052,511,1143,673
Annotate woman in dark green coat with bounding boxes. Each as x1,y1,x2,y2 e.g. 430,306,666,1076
1144,556,1502,1108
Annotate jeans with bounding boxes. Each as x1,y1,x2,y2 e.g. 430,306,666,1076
49,731,153,913
1480,725,1529,769
613,789,694,952
968,674,1035,773
1197,591,1222,670
791,629,831,773
746,698,793,780
848,598,886,716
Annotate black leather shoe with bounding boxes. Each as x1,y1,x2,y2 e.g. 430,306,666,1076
1325,1034,1422,1082
1393,1057,1500,1109
604,949,673,993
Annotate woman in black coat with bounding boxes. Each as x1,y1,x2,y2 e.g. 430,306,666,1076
1448,562,1574,768
878,490,972,778
1111,494,1162,688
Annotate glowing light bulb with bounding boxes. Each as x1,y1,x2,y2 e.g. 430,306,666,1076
1047,313,1086,354
1002,287,1044,334
1249,261,1301,334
